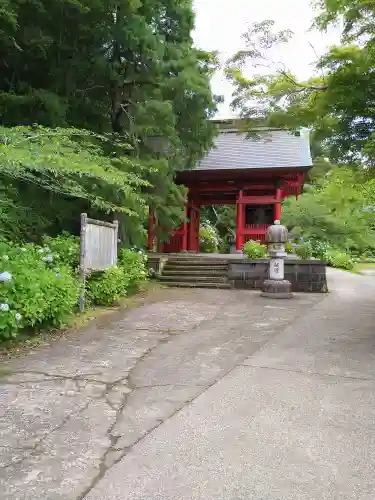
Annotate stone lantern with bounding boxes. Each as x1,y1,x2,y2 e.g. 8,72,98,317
261,220,292,299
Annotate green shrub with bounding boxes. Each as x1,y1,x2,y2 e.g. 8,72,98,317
218,234,232,254
88,250,148,306
358,248,375,262
199,222,220,253
359,255,375,263
243,240,267,259
0,237,148,340
309,239,332,260
43,233,80,269
324,250,354,270
0,243,79,339
285,241,294,254
87,266,129,306
42,266,80,326
118,248,148,291
295,243,313,260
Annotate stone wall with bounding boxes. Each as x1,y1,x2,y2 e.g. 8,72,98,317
148,253,329,293
228,259,328,293
148,254,174,278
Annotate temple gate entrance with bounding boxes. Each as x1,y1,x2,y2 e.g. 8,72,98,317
148,122,312,253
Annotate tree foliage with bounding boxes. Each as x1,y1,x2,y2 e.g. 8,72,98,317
282,167,375,253
225,14,375,164
0,0,219,244
222,9,375,256
200,205,236,251
0,236,148,340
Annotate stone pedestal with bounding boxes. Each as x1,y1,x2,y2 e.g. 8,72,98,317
261,279,292,299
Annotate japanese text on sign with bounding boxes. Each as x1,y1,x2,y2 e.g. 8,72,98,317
270,258,284,280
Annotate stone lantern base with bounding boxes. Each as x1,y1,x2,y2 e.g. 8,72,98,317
261,279,293,299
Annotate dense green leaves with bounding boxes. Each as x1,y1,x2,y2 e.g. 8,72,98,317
0,241,80,338
315,0,375,44
224,15,375,163
199,221,220,253
0,236,148,340
243,240,267,259
282,167,375,254
0,0,218,245
0,126,148,214
222,10,375,258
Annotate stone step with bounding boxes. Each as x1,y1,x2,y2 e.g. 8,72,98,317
162,269,228,277
164,263,228,270
160,275,228,283
166,260,229,266
163,266,228,274
161,281,232,289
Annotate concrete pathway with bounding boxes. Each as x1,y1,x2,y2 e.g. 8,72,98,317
1,270,375,499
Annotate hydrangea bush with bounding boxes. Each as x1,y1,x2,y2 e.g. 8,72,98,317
43,233,80,269
87,267,130,306
323,250,354,270
295,242,313,260
199,222,220,253
290,235,354,270
242,240,267,259
284,241,295,254
87,249,148,306
0,236,148,341
0,242,79,339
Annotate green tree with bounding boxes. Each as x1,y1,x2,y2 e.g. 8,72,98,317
0,126,149,241
201,206,236,252
225,16,375,164
282,167,375,253
225,16,375,253
0,0,219,244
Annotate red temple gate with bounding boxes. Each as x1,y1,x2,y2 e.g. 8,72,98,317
148,123,312,253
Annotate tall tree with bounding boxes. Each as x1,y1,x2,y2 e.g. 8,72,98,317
225,15,375,165
0,0,219,243
222,14,375,253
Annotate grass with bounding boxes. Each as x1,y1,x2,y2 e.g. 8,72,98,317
351,262,375,274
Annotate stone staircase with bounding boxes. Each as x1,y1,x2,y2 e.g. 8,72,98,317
159,256,231,289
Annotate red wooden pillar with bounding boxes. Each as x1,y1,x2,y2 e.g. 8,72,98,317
147,207,155,251
182,203,189,252
296,173,303,200
274,187,282,222
188,205,200,252
196,208,201,252
236,189,245,251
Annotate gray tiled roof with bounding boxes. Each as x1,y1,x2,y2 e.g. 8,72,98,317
196,129,313,171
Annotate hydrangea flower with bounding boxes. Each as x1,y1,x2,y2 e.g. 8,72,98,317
0,303,9,312
0,271,12,282
15,313,21,321
43,255,53,263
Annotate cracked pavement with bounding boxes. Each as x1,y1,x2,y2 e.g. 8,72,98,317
1,271,375,500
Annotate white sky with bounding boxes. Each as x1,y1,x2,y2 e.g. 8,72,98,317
193,0,341,118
